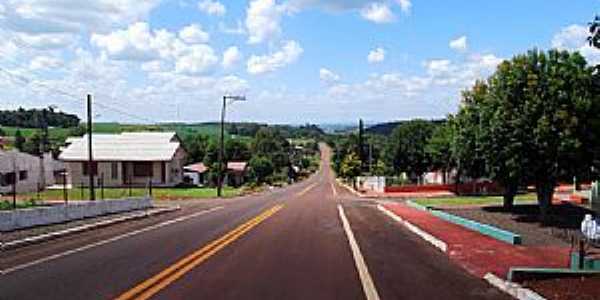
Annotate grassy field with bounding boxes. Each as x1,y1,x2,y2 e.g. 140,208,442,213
0,187,242,202
413,193,538,207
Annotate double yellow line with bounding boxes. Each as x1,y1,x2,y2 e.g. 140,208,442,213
115,204,285,300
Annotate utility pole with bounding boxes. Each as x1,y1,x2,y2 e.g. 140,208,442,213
87,94,95,201
39,108,48,191
12,151,16,209
217,96,226,198
217,95,246,197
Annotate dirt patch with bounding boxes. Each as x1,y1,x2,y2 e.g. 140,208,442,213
523,277,600,300
441,203,596,246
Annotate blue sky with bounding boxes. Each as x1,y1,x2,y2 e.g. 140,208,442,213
0,0,598,124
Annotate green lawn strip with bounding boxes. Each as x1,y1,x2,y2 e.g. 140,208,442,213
413,193,537,207
0,187,242,202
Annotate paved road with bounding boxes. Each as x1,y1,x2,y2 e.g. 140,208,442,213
0,145,509,300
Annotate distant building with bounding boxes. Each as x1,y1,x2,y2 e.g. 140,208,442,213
59,132,186,187
226,161,248,187
0,150,61,194
183,162,208,186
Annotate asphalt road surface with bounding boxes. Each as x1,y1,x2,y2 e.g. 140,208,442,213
0,145,510,300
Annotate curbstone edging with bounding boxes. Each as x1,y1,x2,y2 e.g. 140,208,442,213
1,206,180,251
377,204,448,253
484,273,546,300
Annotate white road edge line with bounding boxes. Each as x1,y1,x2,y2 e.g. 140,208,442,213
337,205,381,300
484,273,547,300
0,206,225,275
377,204,448,253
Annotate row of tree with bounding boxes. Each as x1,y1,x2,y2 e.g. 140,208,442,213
331,48,600,220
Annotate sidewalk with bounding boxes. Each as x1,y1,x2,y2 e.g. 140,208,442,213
382,203,571,278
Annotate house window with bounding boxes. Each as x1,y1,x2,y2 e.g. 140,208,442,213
111,162,118,180
2,172,16,186
82,162,98,176
19,170,28,180
133,162,153,177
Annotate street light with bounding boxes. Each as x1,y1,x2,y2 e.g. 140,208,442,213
217,95,246,197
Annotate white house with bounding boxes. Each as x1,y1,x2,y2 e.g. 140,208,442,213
0,150,61,194
59,132,186,187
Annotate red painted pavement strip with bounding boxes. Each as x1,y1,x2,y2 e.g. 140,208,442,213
383,203,571,278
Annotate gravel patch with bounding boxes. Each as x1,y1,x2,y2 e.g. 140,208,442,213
441,203,594,247
523,276,600,300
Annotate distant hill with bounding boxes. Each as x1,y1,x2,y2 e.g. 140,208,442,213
366,119,446,135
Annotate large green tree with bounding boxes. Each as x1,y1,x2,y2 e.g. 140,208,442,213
426,120,455,184
385,119,435,181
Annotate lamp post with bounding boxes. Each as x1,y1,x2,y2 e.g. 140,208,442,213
217,95,246,197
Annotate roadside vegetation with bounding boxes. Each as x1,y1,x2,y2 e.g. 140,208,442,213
329,36,600,221
413,194,537,208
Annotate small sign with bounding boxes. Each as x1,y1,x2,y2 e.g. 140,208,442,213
581,214,599,240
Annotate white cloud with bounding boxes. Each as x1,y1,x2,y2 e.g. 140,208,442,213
179,24,210,44
367,47,385,63
222,46,242,69
197,0,226,16
396,0,411,14
247,40,303,74
246,0,288,44
449,35,468,52
319,68,340,83
219,20,247,35
29,55,63,70
552,24,600,65
360,3,395,24
175,44,219,75
91,22,219,75
91,22,161,61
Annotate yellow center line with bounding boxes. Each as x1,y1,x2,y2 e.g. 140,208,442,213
296,182,317,197
115,204,285,300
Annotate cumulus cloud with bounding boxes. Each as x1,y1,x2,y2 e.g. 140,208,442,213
222,46,242,69
396,0,412,14
449,35,468,52
367,47,385,63
179,24,210,44
360,3,395,24
197,0,226,16
247,40,303,74
319,68,340,83
552,24,600,65
246,0,288,44
91,22,219,74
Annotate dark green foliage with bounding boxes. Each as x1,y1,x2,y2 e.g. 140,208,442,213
385,119,436,180
0,107,79,128
14,129,25,151
249,156,274,183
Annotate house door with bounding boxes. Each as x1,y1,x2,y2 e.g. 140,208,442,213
122,163,130,185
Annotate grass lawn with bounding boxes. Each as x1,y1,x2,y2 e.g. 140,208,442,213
0,187,242,202
413,193,538,207
0,199,42,211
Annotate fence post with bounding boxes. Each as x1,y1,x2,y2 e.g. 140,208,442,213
63,172,68,204
148,178,153,197
100,173,105,200
80,180,84,200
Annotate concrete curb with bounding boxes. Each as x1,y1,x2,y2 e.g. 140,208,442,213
484,273,546,300
406,200,522,245
377,204,448,253
1,206,180,251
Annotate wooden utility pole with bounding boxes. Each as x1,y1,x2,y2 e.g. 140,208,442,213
87,94,95,201
217,96,226,198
